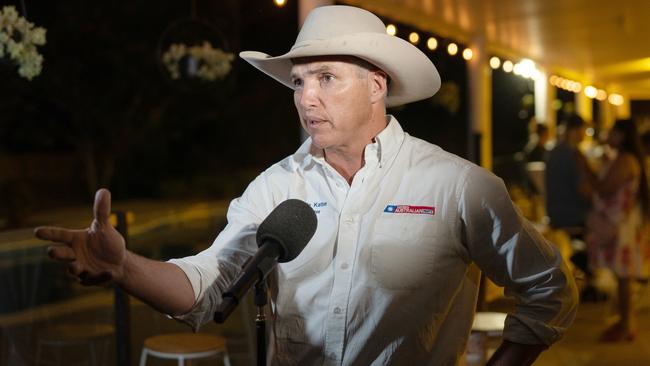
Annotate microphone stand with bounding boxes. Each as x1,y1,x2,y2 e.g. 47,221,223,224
254,281,268,366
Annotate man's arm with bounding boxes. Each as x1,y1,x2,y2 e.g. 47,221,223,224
459,166,579,364
35,189,196,316
485,340,547,366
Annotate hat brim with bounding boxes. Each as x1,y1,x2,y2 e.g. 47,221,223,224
240,32,440,107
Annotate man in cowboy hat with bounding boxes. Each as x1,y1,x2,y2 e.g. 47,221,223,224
36,5,577,365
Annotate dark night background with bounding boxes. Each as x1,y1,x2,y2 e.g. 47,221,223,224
0,0,532,228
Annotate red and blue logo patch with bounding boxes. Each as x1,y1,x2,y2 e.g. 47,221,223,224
384,205,435,215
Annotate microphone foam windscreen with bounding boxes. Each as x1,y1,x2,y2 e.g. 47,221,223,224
256,199,317,262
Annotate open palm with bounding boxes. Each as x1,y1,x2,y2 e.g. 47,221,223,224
35,189,126,285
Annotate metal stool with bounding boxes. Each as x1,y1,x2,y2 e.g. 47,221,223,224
35,323,114,366
139,332,231,366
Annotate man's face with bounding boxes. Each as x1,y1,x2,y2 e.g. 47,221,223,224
290,57,376,151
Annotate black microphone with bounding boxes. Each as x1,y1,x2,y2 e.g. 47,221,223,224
214,199,317,323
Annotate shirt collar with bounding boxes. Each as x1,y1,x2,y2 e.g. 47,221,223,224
294,114,405,169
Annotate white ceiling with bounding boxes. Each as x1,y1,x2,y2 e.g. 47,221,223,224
341,0,650,99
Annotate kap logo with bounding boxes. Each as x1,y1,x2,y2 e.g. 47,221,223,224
384,205,435,215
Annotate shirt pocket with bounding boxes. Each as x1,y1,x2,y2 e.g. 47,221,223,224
370,215,438,290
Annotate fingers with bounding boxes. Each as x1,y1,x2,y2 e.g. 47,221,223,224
47,245,76,262
34,226,78,244
67,264,113,286
93,188,112,226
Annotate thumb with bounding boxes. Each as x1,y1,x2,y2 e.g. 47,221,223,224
93,188,112,225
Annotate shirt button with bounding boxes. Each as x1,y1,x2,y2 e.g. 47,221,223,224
333,307,342,314
340,262,349,270
344,217,354,224
329,352,337,359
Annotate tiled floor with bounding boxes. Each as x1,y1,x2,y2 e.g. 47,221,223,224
534,299,650,366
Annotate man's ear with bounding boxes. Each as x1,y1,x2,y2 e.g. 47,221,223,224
369,70,388,104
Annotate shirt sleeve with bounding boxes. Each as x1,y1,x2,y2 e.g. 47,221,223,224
459,165,579,346
167,173,275,331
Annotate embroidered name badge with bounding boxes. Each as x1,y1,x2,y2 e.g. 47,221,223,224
384,205,435,215
311,201,327,214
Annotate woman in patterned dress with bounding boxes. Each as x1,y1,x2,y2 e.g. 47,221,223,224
587,118,650,342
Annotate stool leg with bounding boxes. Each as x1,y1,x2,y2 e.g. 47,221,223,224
35,342,43,366
223,351,232,366
90,341,98,366
138,348,149,366
178,355,184,366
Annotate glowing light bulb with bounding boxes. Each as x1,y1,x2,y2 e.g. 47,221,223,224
386,24,397,36
502,60,513,73
584,86,597,99
462,48,473,60
608,93,624,106
426,37,438,50
447,43,458,56
489,56,501,69
274,0,287,7
408,32,420,44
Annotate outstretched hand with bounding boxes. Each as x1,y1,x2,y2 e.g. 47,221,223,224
34,188,127,285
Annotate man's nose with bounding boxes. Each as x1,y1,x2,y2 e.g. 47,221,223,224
299,81,319,108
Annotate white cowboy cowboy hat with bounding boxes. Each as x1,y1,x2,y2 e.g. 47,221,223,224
240,5,440,107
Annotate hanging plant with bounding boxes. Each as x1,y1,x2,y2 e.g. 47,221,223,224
161,40,234,82
0,5,46,80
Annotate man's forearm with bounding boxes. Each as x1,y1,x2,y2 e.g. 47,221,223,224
485,340,547,366
117,251,196,316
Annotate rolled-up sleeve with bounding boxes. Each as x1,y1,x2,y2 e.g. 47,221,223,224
459,166,579,345
167,174,274,330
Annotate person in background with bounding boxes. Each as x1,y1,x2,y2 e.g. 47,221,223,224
523,121,551,164
586,118,650,342
545,114,602,300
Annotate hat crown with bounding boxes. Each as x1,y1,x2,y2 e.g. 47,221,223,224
295,6,386,45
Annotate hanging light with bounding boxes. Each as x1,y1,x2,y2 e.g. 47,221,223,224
447,42,458,56
426,37,438,50
502,60,513,73
584,86,597,99
489,56,501,69
408,32,420,44
608,93,624,106
462,48,473,60
274,0,287,7
386,24,397,36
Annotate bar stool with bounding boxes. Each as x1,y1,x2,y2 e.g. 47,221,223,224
35,323,114,366
465,312,507,366
139,332,231,366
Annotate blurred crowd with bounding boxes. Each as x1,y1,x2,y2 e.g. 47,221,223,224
513,114,650,343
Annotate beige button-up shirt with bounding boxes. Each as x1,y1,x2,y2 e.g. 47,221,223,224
170,116,578,365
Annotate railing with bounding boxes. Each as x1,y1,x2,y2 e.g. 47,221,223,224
0,200,231,366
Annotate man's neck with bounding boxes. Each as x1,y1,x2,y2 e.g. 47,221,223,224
324,146,367,184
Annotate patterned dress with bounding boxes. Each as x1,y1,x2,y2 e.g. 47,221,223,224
586,168,650,279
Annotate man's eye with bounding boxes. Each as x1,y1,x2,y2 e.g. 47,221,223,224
292,79,303,87
321,74,334,82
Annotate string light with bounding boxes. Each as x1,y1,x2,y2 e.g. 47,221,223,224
408,32,420,44
489,56,501,69
447,42,458,56
274,0,286,7
608,93,624,106
550,75,583,93
386,24,397,36
462,48,473,60
584,86,597,98
426,37,438,50
502,60,513,73
596,89,607,101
